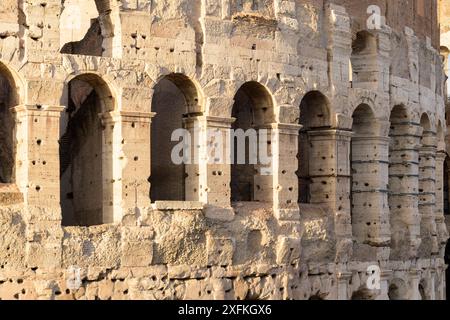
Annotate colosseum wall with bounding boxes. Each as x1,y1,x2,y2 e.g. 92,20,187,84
0,0,449,300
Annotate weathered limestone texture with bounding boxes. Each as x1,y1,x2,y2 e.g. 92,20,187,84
0,0,449,300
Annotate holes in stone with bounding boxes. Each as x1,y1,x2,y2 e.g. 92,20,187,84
35,186,41,192
37,139,42,146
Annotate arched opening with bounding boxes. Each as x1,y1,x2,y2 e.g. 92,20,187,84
388,278,408,300
230,82,274,203
445,156,450,216
419,279,430,300
351,104,377,245
150,74,201,202
0,64,18,185
388,105,417,259
297,91,331,204
351,286,377,300
60,0,114,56
308,293,325,300
350,31,377,86
60,74,114,226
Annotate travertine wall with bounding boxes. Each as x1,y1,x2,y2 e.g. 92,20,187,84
0,0,448,300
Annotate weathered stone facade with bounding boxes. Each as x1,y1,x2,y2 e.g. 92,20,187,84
0,0,448,300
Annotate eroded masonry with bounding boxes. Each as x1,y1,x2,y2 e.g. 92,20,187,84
0,0,450,300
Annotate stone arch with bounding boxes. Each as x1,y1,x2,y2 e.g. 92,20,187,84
349,89,389,122
350,103,381,248
150,73,202,202
60,73,116,226
64,72,116,113
154,73,204,114
291,85,332,114
297,91,331,204
230,81,275,203
0,61,24,185
0,61,25,106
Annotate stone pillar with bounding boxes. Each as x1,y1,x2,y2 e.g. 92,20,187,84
436,264,446,300
435,151,449,254
183,116,203,203
12,104,64,269
336,271,352,300
307,129,353,213
99,111,123,223
376,270,393,300
117,111,154,220
429,269,436,300
418,130,438,256
351,134,391,260
253,124,274,204
198,116,235,221
272,123,301,221
409,269,421,300
12,105,64,213
389,122,422,259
